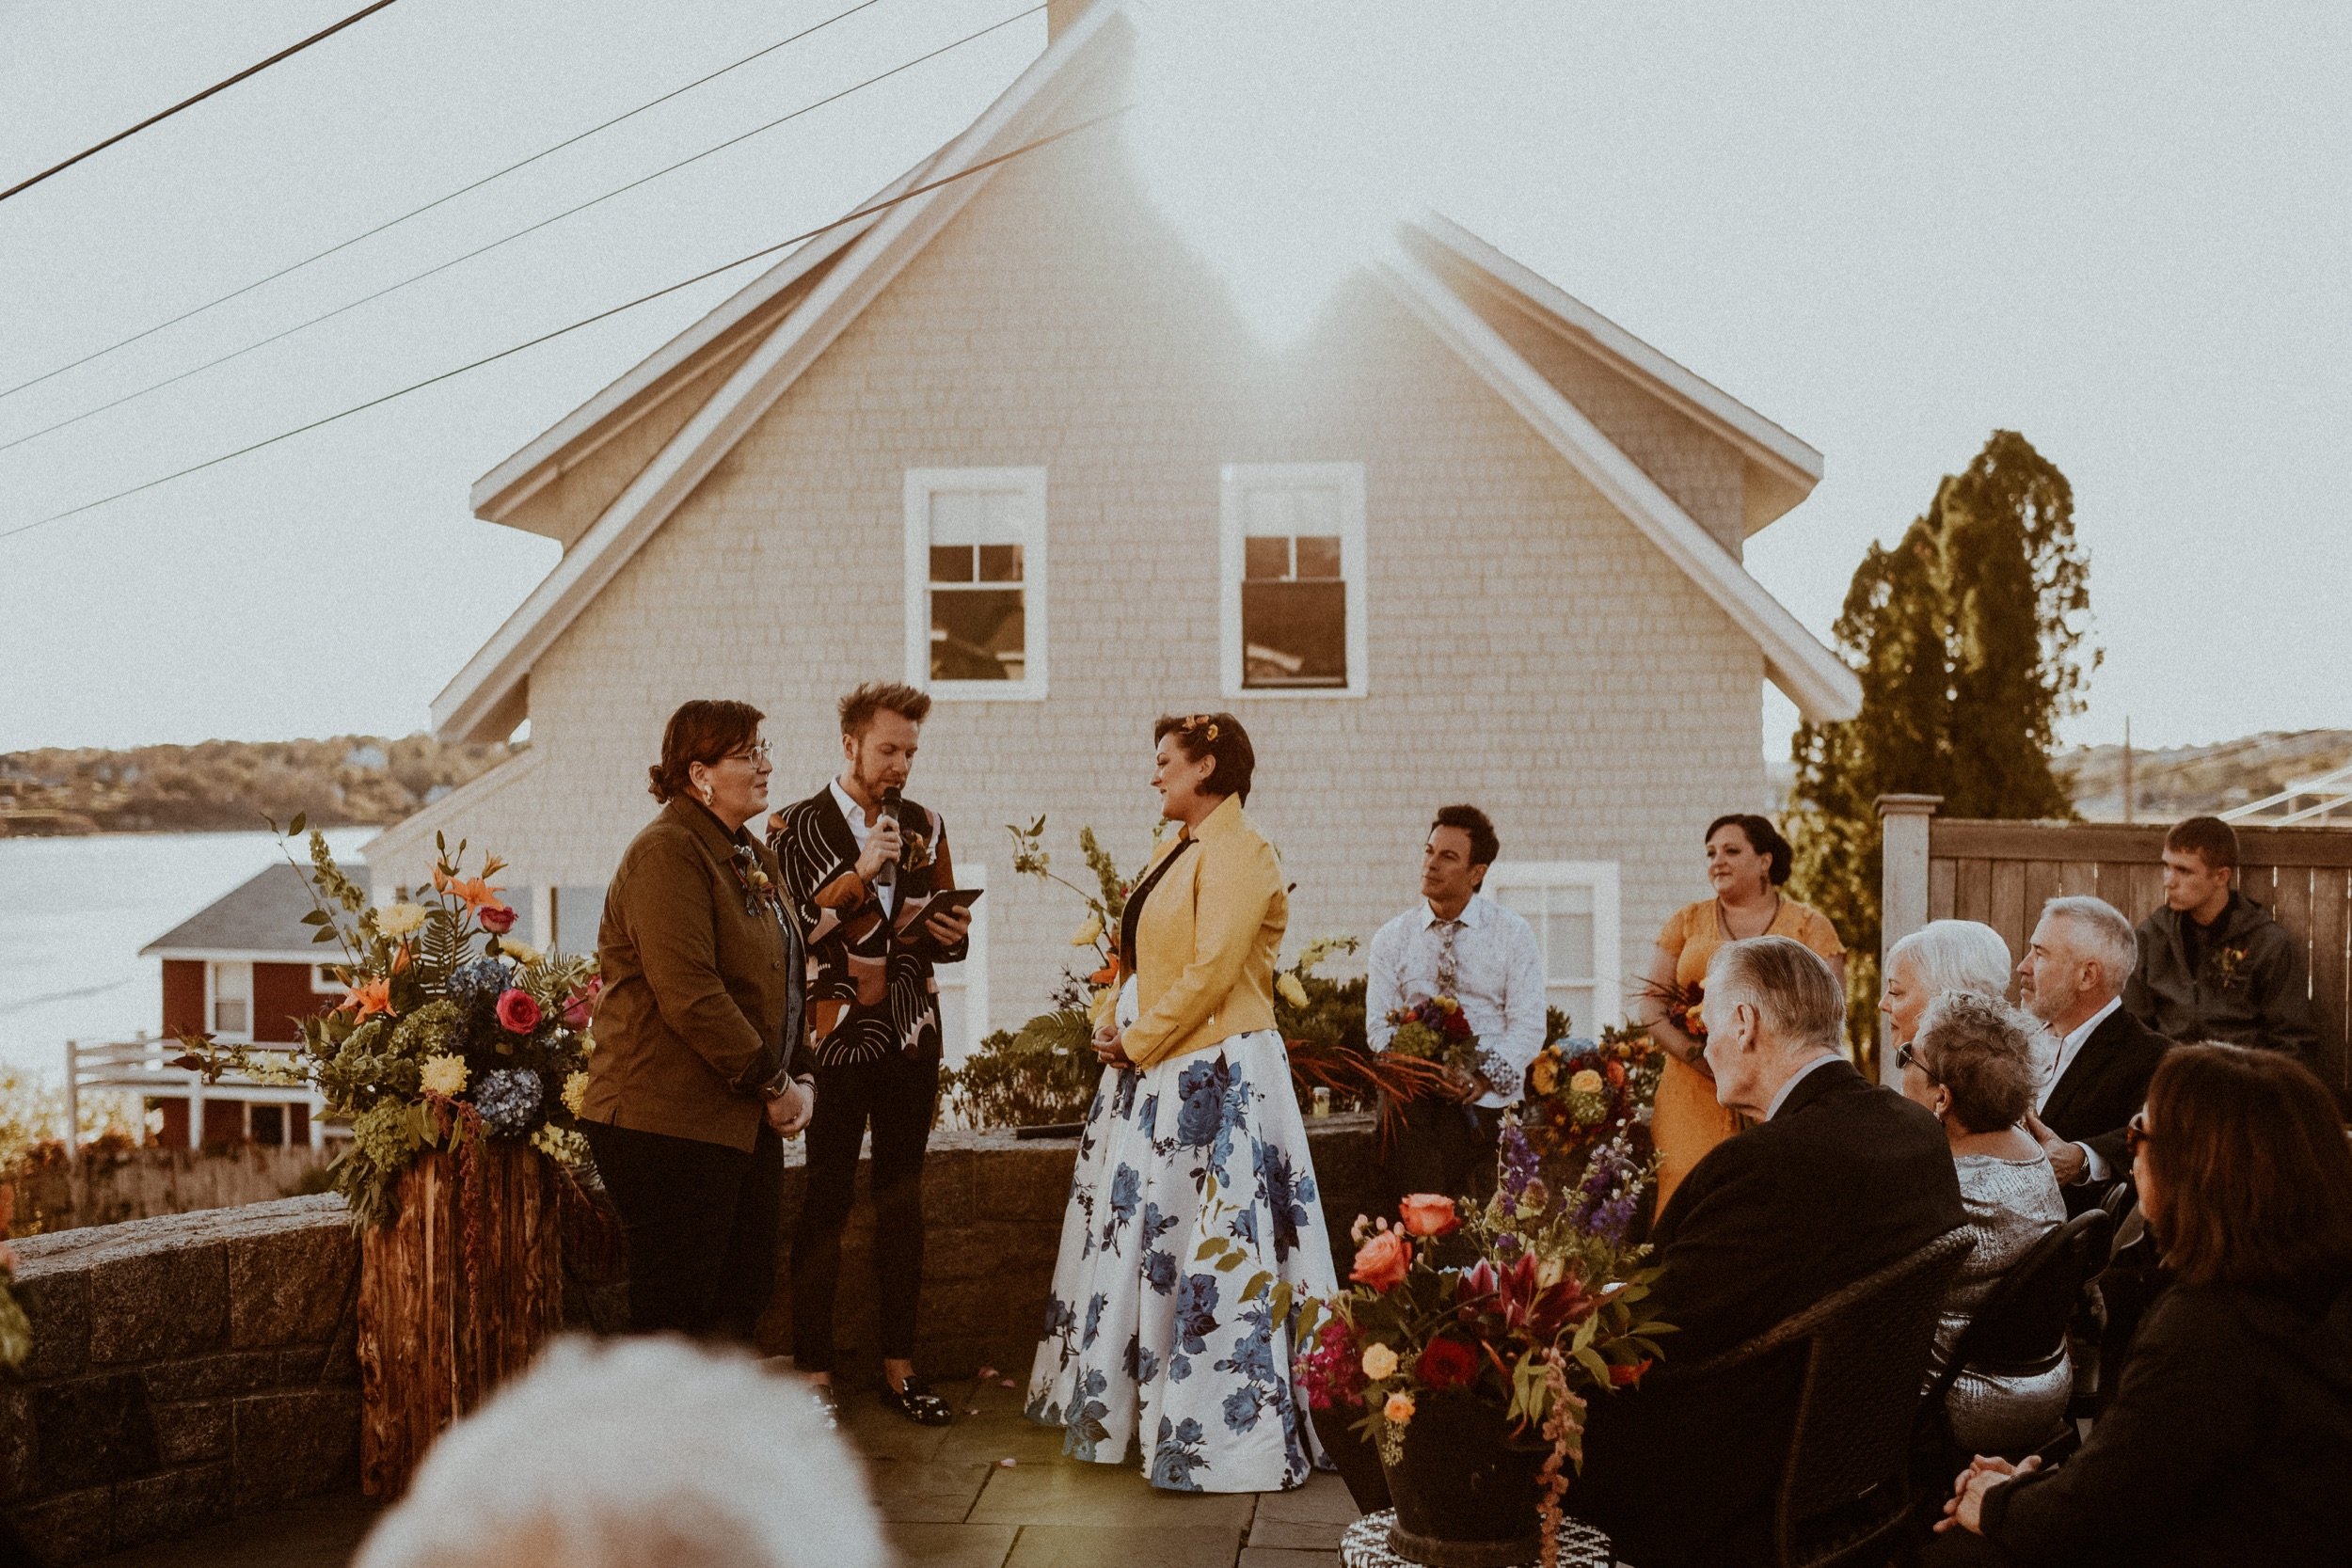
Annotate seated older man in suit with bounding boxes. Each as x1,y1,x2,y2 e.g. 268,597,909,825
2016,895,2172,1212
1574,936,1965,1568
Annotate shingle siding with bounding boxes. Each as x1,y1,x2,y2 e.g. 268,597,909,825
374,78,1775,1042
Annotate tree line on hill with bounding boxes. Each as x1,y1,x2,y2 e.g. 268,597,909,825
0,735,521,835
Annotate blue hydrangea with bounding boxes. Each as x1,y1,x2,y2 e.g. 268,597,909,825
474,1067,543,1136
446,957,510,1017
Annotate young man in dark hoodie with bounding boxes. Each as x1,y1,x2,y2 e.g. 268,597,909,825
2122,816,2319,1065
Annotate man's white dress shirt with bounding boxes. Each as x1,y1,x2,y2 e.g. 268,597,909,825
2039,994,2122,1180
829,779,895,917
1765,1052,1845,1121
1365,894,1546,1110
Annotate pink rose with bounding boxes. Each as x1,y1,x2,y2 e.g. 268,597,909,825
561,976,602,1031
478,904,516,934
1398,1194,1460,1239
1350,1228,1413,1291
495,988,542,1035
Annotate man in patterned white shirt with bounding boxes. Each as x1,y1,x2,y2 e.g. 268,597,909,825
1366,804,1548,1206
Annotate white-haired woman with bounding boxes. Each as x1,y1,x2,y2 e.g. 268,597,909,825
1881,919,2017,1052
1899,990,2069,1453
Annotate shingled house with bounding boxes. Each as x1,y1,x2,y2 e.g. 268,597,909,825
366,0,1860,1056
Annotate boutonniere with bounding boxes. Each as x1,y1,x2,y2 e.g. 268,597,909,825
730,844,784,917
2207,942,2253,992
900,828,935,875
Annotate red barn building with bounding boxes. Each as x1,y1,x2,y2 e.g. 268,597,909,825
124,863,337,1148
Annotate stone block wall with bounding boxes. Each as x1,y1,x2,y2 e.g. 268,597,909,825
2,1195,360,1564
0,1118,1378,1560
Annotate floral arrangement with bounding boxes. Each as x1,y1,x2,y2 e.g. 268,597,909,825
1638,975,1707,1043
1382,993,1484,1082
1278,940,1454,1142
1290,1120,1669,1564
1521,1022,1666,1167
177,821,600,1231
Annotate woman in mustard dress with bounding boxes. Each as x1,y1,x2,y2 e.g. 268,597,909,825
1635,814,1845,1212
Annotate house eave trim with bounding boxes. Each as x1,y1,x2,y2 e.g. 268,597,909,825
1378,249,1861,723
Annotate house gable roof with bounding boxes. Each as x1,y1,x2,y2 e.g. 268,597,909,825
141,863,328,958
434,0,1859,739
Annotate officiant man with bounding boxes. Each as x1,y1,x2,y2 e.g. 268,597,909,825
771,682,971,1427
1365,805,1547,1206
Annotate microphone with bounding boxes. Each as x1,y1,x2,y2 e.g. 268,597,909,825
874,785,902,891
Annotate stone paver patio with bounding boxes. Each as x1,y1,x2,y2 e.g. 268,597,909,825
86,1370,1354,1568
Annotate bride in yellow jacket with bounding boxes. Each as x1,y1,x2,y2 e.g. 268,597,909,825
1025,712,1339,1494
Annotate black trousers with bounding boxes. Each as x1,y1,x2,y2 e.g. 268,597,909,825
790,1053,941,1372
1377,1098,1504,1212
583,1118,783,1344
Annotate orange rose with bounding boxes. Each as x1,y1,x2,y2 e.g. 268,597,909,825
1350,1228,1412,1291
1397,1194,1460,1239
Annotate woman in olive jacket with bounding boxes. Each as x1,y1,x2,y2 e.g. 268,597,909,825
582,700,814,1341
1933,1043,2352,1567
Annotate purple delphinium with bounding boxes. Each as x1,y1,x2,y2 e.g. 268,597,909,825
1497,1115,1540,1205
1569,1130,1646,1245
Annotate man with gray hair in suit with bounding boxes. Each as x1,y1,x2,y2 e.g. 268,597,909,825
1574,936,1964,1567
2015,895,2171,1208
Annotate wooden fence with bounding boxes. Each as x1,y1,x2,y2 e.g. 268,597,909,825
1879,800,2351,1100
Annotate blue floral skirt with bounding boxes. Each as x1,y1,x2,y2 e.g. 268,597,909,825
1024,1016,1338,1493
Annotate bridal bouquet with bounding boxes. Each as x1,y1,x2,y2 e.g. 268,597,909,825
1522,1023,1666,1167
1384,993,1484,1080
175,820,601,1228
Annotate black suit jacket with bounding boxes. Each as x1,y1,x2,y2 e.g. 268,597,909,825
1575,1060,1965,1568
2039,1004,2170,1180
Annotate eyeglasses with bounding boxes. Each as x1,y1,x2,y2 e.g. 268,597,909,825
719,739,773,766
1896,1041,1937,1082
2124,1111,2153,1158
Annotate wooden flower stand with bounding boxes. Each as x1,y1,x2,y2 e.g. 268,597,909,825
358,1144,564,1497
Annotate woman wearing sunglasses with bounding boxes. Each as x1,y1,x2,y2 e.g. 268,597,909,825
1932,1042,2352,1565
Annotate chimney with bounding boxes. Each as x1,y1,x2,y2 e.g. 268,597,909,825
1046,0,1091,40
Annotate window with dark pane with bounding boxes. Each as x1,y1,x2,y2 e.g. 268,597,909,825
1240,484,1348,689
929,489,1027,682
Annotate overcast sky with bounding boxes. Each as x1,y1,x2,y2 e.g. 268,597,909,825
2,0,2345,758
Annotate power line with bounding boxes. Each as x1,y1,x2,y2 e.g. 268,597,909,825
0,107,1123,547
0,0,405,205
0,4,1044,457
0,0,893,404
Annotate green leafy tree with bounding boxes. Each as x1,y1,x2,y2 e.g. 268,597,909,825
1788,431,2097,1061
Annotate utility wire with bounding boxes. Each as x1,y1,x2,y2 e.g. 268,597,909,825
0,4,1043,457
0,0,405,205
0,0,893,404
0,107,1124,547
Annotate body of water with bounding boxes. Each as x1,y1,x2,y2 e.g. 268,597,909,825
0,830,375,1082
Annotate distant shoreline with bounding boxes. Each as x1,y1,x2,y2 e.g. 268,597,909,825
0,825,382,845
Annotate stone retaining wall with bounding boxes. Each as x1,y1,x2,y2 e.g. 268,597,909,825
3,1195,360,1563
1,1117,1380,1562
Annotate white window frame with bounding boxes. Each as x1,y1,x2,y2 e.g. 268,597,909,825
1218,461,1370,700
206,959,254,1042
930,862,991,1063
311,962,345,996
903,467,1049,702
1485,861,1622,1031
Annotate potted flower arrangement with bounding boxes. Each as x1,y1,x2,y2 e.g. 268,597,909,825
1519,1022,1666,1175
1295,1121,1670,1568
176,821,600,1496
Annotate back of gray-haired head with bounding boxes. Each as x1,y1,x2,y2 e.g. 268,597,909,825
355,1337,887,1568
1914,990,2042,1132
1887,919,2012,999
1706,934,1845,1054
2039,895,2139,990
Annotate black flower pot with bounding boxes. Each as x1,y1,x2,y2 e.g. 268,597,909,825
1378,1392,1545,1568
1310,1403,1391,1514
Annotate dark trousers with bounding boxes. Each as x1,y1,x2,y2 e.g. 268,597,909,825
791,1053,941,1372
1378,1097,1504,1213
583,1118,782,1344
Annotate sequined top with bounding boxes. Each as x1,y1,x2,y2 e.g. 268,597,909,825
1931,1151,2071,1452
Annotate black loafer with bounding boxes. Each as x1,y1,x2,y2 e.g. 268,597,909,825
881,1375,954,1426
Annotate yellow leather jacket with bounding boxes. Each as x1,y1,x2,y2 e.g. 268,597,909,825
1122,794,1287,1069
